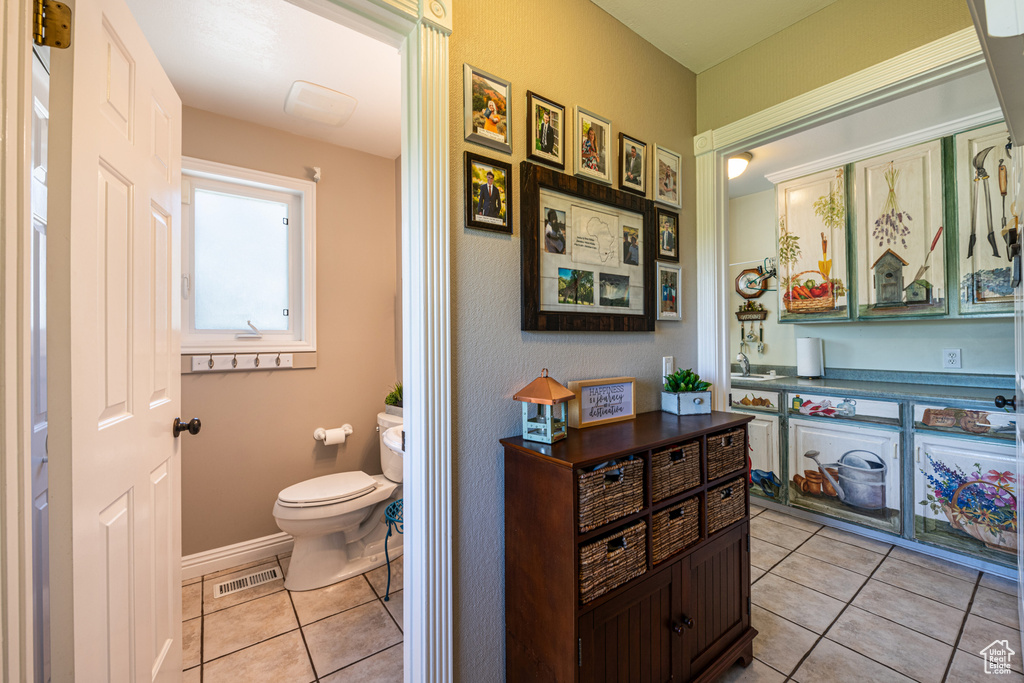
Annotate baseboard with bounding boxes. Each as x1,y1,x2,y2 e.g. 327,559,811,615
182,532,294,581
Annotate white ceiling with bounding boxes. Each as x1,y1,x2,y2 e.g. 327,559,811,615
126,0,401,159
591,0,840,73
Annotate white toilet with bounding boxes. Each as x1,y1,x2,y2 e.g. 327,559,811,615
273,412,404,591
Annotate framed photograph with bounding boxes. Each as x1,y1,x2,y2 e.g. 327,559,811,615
575,107,612,185
653,144,681,208
526,91,565,170
656,208,679,262
657,262,682,321
618,133,646,196
566,377,636,429
465,151,512,233
464,63,511,154
521,161,655,331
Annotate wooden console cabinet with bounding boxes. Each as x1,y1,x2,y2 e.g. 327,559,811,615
503,410,757,682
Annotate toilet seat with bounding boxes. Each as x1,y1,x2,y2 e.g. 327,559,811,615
277,471,377,508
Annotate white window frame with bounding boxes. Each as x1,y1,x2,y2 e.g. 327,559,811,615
181,156,316,354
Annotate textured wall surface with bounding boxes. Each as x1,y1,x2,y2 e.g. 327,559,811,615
449,0,697,678
179,107,399,555
696,0,972,131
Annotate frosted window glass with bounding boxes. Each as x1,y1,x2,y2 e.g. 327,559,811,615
193,189,291,331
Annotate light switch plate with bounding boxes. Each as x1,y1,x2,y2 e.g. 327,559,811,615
942,348,961,369
662,356,674,378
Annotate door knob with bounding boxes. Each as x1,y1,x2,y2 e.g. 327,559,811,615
994,395,1017,411
671,615,694,634
173,417,202,437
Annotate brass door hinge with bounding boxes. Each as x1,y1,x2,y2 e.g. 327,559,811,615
34,0,72,49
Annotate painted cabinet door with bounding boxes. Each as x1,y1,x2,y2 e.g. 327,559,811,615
744,413,782,501
788,419,902,533
914,433,1015,567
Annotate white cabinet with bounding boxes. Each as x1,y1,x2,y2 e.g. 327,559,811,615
743,413,781,501
788,418,902,534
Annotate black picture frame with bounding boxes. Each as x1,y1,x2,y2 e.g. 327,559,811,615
656,207,680,263
618,133,647,197
520,161,655,331
465,151,513,234
526,91,566,170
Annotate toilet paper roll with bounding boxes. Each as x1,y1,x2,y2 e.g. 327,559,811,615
796,337,824,379
314,424,353,445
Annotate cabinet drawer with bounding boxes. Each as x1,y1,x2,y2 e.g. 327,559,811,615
790,393,900,425
707,477,746,535
914,403,1015,442
707,428,746,480
579,520,647,604
730,388,780,412
651,440,701,502
652,496,700,564
577,458,645,532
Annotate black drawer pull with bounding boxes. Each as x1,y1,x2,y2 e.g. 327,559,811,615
720,487,733,500
668,507,686,520
603,469,624,484
607,537,628,553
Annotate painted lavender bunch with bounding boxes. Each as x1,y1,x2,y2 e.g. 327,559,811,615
872,163,912,249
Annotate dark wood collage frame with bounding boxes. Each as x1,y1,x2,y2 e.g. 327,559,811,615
520,161,655,331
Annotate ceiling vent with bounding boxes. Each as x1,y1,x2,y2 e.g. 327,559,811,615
284,80,357,126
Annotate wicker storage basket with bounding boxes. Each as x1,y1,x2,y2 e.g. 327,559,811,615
782,270,835,313
577,458,644,532
578,520,647,603
651,441,701,502
652,496,700,564
707,428,746,481
707,477,746,535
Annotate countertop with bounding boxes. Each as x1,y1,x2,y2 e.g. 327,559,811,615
729,375,1011,404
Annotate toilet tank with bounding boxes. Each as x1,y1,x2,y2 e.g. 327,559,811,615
377,411,404,482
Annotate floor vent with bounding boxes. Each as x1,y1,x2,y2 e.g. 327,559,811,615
214,566,282,598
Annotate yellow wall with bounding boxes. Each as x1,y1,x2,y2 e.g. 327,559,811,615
696,0,972,131
448,0,696,677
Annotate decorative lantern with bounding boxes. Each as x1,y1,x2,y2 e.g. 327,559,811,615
514,368,576,444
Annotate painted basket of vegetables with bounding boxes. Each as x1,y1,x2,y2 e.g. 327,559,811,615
783,270,835,313
943,479,1017,553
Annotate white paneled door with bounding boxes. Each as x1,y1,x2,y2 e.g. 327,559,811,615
47,0,183,679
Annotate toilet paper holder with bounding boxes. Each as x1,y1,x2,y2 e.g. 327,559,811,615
313,424,354,445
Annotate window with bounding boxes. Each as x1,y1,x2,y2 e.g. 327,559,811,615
182,158,316,353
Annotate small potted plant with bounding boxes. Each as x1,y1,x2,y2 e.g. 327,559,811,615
662,369,711,415
384,382,403,417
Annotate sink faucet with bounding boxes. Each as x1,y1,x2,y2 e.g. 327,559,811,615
736,353,750,377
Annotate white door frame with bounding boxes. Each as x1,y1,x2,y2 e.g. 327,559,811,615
694,28,984,407
0,0,455,680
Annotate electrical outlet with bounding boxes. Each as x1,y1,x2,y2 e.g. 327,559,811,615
663,356,674,378
943,348,961,369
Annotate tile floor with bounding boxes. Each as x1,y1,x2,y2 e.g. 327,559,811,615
182,552,403,682
718,504,1024,683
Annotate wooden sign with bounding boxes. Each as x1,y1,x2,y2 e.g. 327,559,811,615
567,377,636,429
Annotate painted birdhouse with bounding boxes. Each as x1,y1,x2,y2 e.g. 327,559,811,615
872,249,908,307
514,369,576,444
904,279,933,304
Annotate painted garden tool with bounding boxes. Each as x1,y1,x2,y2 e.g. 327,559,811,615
968,146,997,259
804,449,887,510
912,226,943,283
818,232,831,279
1000,158,1011,260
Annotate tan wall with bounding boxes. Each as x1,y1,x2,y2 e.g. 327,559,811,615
696,0,972,131
449,0,696,678
180,107,399,556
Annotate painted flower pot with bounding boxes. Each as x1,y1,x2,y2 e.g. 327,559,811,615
661,391,711,416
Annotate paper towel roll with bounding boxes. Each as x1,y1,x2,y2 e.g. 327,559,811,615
314,424,353,445
796,337,824,378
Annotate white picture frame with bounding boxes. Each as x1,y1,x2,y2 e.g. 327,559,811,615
574,106,612,185
463,63,512,154
657,261,682,321
653,144,682,208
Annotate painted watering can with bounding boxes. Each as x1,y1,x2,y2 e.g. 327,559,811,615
804,449,887,510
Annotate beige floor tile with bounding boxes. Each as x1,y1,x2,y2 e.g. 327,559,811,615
366,555,404,597
320,643,404,683
958,614,1024,673
749,605,818,676
717,658,786,683
769,552,867,602
751,516,813,550
825,606,952,682
751,566,765,584
280,555,291,578
203,591,298,662
384,591,404,631
752,573,845,634
792,639,915,683
182,582,202,621
972,586,1020,630
794,535,884,576
290,575,378,626
750,538,790,571
756,509,823,533
304,600,403,677
203,558,274,581
887,545,980,583
183,575,201,587
750,503,765,516
182,666,200,683
202,560,285,614
183,617,201,670
204,630,315,683
980,572,1017,597
815,526,893,555
872,556,974,610
851,579,964,645
947,649,1024,682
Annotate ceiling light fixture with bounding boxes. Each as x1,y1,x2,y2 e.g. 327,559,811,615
284,81,358,126
728,152,753,180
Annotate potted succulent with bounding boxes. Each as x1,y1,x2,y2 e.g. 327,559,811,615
384,382,403,417
662,368,711,415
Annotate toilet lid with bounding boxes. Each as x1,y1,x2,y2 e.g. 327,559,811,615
277,471,377,507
